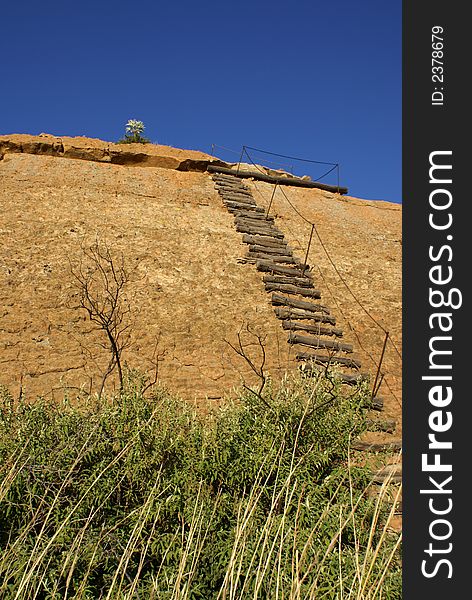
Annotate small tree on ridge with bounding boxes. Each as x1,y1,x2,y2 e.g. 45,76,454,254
118,119,150,144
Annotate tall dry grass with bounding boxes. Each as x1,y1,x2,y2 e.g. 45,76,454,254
0,371,401,598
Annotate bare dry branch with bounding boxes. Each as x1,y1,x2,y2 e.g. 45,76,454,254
141,333,167,395
225,323,273,411
70,239,134,396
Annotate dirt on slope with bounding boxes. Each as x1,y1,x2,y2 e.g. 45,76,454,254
0,135,402,433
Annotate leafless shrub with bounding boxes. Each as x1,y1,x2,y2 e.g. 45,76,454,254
70,239,134,396
225,323,274,412
141,333,167,395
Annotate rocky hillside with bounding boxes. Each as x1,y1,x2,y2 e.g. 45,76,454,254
0,134,401,429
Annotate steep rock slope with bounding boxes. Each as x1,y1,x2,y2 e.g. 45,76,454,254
0,135,401,430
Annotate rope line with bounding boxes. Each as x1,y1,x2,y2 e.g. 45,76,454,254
244,147,337,185
313,264,402,408
242,148,274,177
244,145,338,167
276,185,313,226
313,163,339,182
272,184,403,363
211,144,294,172
229,146,402,372
210,144,241,155
242,170,402,407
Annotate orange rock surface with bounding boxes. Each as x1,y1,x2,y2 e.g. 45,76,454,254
0,135,401,431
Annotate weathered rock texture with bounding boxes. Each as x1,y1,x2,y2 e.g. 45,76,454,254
0,135,401,430
0,133,226,172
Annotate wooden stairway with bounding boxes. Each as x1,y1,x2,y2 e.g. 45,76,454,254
213,172,364,374
211,170,402,488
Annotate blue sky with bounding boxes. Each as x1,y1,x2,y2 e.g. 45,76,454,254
2,1,401,203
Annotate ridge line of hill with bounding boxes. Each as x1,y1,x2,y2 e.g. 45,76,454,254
1,134,347,194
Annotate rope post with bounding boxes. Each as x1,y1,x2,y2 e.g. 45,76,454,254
210,143,215,156
302,224,315,276
372,331,389,400
337,164,340,194
374,374,385,398
265,183,278,219
237,145,245,176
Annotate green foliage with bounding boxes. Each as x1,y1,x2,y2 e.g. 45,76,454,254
117,119,151,144
0,374,401,598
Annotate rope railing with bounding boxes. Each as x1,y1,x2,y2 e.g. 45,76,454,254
245,149,401,352
209,143,295,173
238,147,402,405
241,145,341,190
209,143,341,186
280,185,402,354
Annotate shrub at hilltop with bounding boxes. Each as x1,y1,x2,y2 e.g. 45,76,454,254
0,372,401,599
117,119,151,144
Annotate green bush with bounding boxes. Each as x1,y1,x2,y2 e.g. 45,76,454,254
117,119,151,144
0,373,401,599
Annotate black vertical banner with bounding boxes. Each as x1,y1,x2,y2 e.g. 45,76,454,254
403,2,467,598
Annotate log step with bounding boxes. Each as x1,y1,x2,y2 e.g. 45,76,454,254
296,351,362,369
214,176,248,185
265,282,321,298
214,178,248,187
364,396,384,411
214,177,248,185
218,189,255,202
282,320,343,338
366,418,396,433
250,244,291,256
256,260,310,278
238,227,285,239
243,234,288,249
271,293,329,314
221,196,257,210
238,225,284,239
223,200,257,210
248,252,299,265
234,216,281,230
212,176,243,186
222,194,255,204
212,173,241,182
225,201,263,212
221,194,256,210
274,304,328,318
274,307,336,325
288,333,353,353
217,187,253,198
262,273,313,288
373,475,402,485
371,464,402,484
352,440,402,452
234,212,275,222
